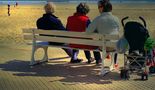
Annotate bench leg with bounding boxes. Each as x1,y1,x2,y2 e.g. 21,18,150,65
30,46,48,66
109,52,115,71
101,48,110,76
29,45,38,66
42,46,48,62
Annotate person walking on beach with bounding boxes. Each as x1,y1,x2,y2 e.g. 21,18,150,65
36,2,72,57
14,2,18,7
16,2,18,7
8,4,10,16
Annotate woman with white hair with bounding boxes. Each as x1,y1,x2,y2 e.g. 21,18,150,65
37,2,64,30
36,2,72,57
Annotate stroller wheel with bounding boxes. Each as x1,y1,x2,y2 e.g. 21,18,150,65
120,69,130,80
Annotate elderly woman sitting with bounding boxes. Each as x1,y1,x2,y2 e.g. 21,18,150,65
36,2,72,58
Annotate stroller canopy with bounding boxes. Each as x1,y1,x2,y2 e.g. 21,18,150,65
124,21,149,54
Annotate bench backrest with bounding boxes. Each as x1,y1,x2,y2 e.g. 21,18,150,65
23,28,119,48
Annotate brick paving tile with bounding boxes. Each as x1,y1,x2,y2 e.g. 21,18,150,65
1,47,155,90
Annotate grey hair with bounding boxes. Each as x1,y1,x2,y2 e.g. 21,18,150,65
98,0,112,12
44,2,56,13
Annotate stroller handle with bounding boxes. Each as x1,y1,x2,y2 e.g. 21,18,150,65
121,16,129,28
121,16,147,28
139,16,146,28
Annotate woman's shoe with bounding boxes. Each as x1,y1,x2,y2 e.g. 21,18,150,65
96,59,102,65
87,57,95,64
70,59,83,63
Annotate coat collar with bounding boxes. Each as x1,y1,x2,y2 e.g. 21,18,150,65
43,13,58,18
74,13,84,16
100,12,112,16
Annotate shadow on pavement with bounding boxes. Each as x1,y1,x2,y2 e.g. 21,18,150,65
0,59,122,85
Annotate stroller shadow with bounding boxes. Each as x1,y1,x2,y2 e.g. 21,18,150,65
0,58,122,85
134,79,147,81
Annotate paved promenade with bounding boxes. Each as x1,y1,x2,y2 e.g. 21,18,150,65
0,45,155,90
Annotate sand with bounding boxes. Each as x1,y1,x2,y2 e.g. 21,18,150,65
0,3,155,62
0,3,155,45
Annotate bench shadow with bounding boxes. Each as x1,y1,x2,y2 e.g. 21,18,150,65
0,59,122,85
48,56,70,60
133,79,147,81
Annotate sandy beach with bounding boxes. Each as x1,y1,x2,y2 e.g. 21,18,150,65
0,3,155,45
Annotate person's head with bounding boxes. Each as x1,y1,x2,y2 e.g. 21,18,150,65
76,3,90,15
44,2,55,14
98,0,112,13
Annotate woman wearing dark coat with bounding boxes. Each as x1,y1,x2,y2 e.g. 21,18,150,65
37,2,72,58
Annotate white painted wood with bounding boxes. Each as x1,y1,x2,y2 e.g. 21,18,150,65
23,28,119,40
24,36,117,48
27,42,101,51
24,34,117,48
35,36,102,46
23,28,119,76
23,28,101,39
103,35,119,40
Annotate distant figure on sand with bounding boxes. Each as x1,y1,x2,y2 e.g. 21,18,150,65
16,2,18,7
14,2,18,7
8,4,10,16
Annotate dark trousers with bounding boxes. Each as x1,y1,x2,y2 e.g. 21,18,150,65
72,49,101,62
114,53,118,64
62,48,72,57
65,48,117,64
71,49,79,60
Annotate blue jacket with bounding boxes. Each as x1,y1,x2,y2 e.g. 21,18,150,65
36,13,66,45
37,13,66,30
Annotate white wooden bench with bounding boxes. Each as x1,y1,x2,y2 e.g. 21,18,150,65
23,28,119,76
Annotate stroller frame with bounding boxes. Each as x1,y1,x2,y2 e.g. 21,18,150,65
124,54,146,70
120,16,149,80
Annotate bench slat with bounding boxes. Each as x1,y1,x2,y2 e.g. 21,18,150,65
36,35,103,46
104,35,119,40
105,41,117,48
24,35,117,48
23,28,35,33
23,28,119,40
27,41,101,51
24,34,102,46
36,30,102,39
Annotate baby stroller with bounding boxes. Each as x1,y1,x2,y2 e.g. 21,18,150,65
120,16,150,80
